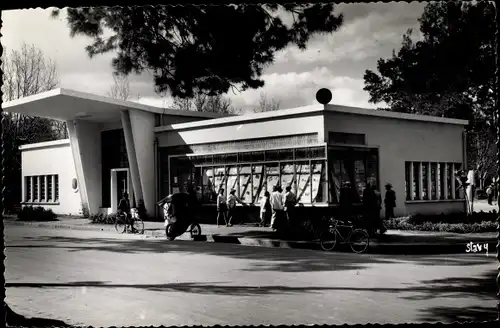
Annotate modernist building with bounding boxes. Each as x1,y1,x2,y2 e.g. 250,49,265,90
6,88,469,221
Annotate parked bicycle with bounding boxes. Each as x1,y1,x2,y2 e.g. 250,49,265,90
319,217,370,253
115,208,144,234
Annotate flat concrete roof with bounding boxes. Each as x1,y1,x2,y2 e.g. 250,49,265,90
154,102,469,133
19,139,70,151
4,88,230,123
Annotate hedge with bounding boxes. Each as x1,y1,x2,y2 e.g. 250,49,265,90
17,206,58,221
385,211,498,234
89,213,120,224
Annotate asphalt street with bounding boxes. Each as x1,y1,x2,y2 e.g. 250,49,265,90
5,224,499,327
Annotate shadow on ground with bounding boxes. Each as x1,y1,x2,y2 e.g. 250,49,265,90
5,302,73,327
8,231,496,273
5,269,498,322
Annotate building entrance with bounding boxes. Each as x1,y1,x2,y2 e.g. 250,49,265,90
110,168,133,212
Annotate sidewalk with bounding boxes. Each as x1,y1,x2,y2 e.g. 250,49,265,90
5,216,498,255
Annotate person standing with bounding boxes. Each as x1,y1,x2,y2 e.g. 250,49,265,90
216,188,228,227
227,189,245,227
384,183,396,220
260,191,271,227
270,185,284,230
373,185,386,234
283,185,297,225
486,184,493,205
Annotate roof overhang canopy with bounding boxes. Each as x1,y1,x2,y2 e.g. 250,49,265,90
3,88,227,123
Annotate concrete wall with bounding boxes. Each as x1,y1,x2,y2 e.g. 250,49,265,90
325,112,466,216
157,114,325,147
67,119,102,215
21,140,81,215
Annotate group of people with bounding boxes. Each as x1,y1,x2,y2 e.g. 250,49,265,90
259,185,297,229
216,185,298,229
339,181,396,235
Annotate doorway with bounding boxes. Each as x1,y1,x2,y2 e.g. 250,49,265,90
110,168,133,213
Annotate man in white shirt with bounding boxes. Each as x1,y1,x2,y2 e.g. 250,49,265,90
283,185,297,224
270,185,284,230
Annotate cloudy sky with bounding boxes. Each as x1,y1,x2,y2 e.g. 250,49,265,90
2,3,426,112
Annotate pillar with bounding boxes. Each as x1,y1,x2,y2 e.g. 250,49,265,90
120,110,144,209
129,109,156,216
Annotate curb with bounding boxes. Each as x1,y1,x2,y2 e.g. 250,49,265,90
6,220,497,255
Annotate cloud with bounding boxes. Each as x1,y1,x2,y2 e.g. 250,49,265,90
272,2,425,70
226,66,379,112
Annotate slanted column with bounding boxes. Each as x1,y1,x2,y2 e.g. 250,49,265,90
120,110,143,207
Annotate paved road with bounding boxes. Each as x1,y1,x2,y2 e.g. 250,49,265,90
5,225,498,327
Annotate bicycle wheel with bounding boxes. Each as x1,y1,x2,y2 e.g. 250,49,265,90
133,218,144,234
165,224,176,241
349,229,370,253
115,215,126,233
319,230,337,252
190,223,202,238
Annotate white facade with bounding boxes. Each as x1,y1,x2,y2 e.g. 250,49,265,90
20,140,81,215
9,88,469,219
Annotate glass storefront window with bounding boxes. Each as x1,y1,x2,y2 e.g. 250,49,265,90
330,160,342,203
430,163,437,200
239,165,252,202
214,166,228,198
170,157,193,194
202,167,215,203
312,161,326,203
353,159,366,198
296,161,311,203
164,145,329,206
413,162,420,200
252,165,264,204
422,162,428,200
280,163,295,193
439,163,446,200
227,166,239,196
266,163,280,195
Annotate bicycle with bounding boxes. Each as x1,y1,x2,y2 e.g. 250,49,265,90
115,208,144,234
319,217,370,253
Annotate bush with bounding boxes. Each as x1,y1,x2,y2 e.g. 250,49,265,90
407,211,497,225
89,213,120,224
17,206,58,221
385,216,497,233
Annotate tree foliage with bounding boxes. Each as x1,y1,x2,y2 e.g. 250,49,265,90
170,93,237,114
52,4,343,98
108,73,131,101
255,93,281,112
2,43,66,212
363,1,496,186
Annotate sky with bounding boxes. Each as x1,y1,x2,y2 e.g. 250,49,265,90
1,3,427,113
